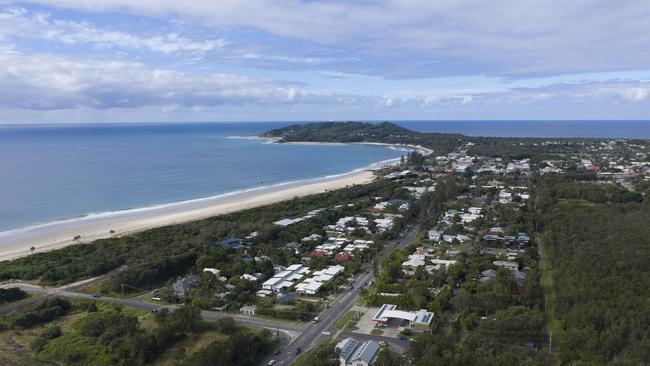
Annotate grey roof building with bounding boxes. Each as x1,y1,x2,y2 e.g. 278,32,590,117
172,275,201,299
480,269,497,283
514,270,528,287
336,337,381,366
336,338,359,363
212,237,250,250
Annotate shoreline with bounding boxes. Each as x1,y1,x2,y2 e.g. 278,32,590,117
272,140,434,156
0,158,396,262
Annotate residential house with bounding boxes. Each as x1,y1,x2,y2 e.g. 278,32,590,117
479,269,497,283
261,264,310,292
212,237,249,250
493,260,519,271
240,305,256,316
428,229,442,241
172,275,201,300
295,265,345,295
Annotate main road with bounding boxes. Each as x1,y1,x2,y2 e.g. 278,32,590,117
274,224,421,365
2,224,421,366
0,282,304,341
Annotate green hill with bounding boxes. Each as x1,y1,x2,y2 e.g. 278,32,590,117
262,121,464,153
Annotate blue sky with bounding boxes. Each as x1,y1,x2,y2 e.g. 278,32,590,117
0,0,649,123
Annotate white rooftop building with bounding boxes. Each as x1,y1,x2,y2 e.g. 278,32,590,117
371,304,434,329
493,260,519,271
295,265,344,295
261,264,310,292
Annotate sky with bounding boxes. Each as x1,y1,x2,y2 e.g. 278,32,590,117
0,0,649,123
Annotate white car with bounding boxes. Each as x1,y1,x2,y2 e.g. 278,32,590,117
268,360,276,365
322,331,331,336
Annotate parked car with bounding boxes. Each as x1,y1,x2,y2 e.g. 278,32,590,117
267,360,276,365
322,331,331,336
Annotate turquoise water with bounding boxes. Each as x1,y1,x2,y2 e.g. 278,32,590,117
0,123,404,232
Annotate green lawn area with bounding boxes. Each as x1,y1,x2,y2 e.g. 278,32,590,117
335,310,359,329
291,350,314,366
370,329,383,336
77,278,150,298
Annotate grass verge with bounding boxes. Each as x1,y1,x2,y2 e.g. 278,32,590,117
335,310,359,330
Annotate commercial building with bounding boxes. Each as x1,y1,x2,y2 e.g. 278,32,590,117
371,304,434,329
335,337,381,366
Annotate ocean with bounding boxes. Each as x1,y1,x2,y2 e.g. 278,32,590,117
0,122,404,232
396,120,650,139
0,120,648,233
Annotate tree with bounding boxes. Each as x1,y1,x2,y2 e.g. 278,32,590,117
375,347,404,366
302,342,340,366
215,317,237,334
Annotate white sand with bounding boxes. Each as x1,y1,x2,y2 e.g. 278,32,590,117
0,140,431,262
0,169,377,262
282,141,434,156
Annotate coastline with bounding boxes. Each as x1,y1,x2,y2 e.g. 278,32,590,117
0,161,390,262
275,140,434,156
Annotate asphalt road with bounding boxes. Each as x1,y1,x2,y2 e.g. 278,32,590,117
0,282,304,341
272,224,421,365
2,224,421,366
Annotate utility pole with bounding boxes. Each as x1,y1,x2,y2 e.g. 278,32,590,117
549,331,553,354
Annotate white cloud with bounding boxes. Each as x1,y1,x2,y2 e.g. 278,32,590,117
12,0,650,77
0,52,323,109
0,7,226,55
616,87,649,102
1,50,648,114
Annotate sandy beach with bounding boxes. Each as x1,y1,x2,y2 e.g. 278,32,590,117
281,141,434,156
0,138,428,262
0,168,380,262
